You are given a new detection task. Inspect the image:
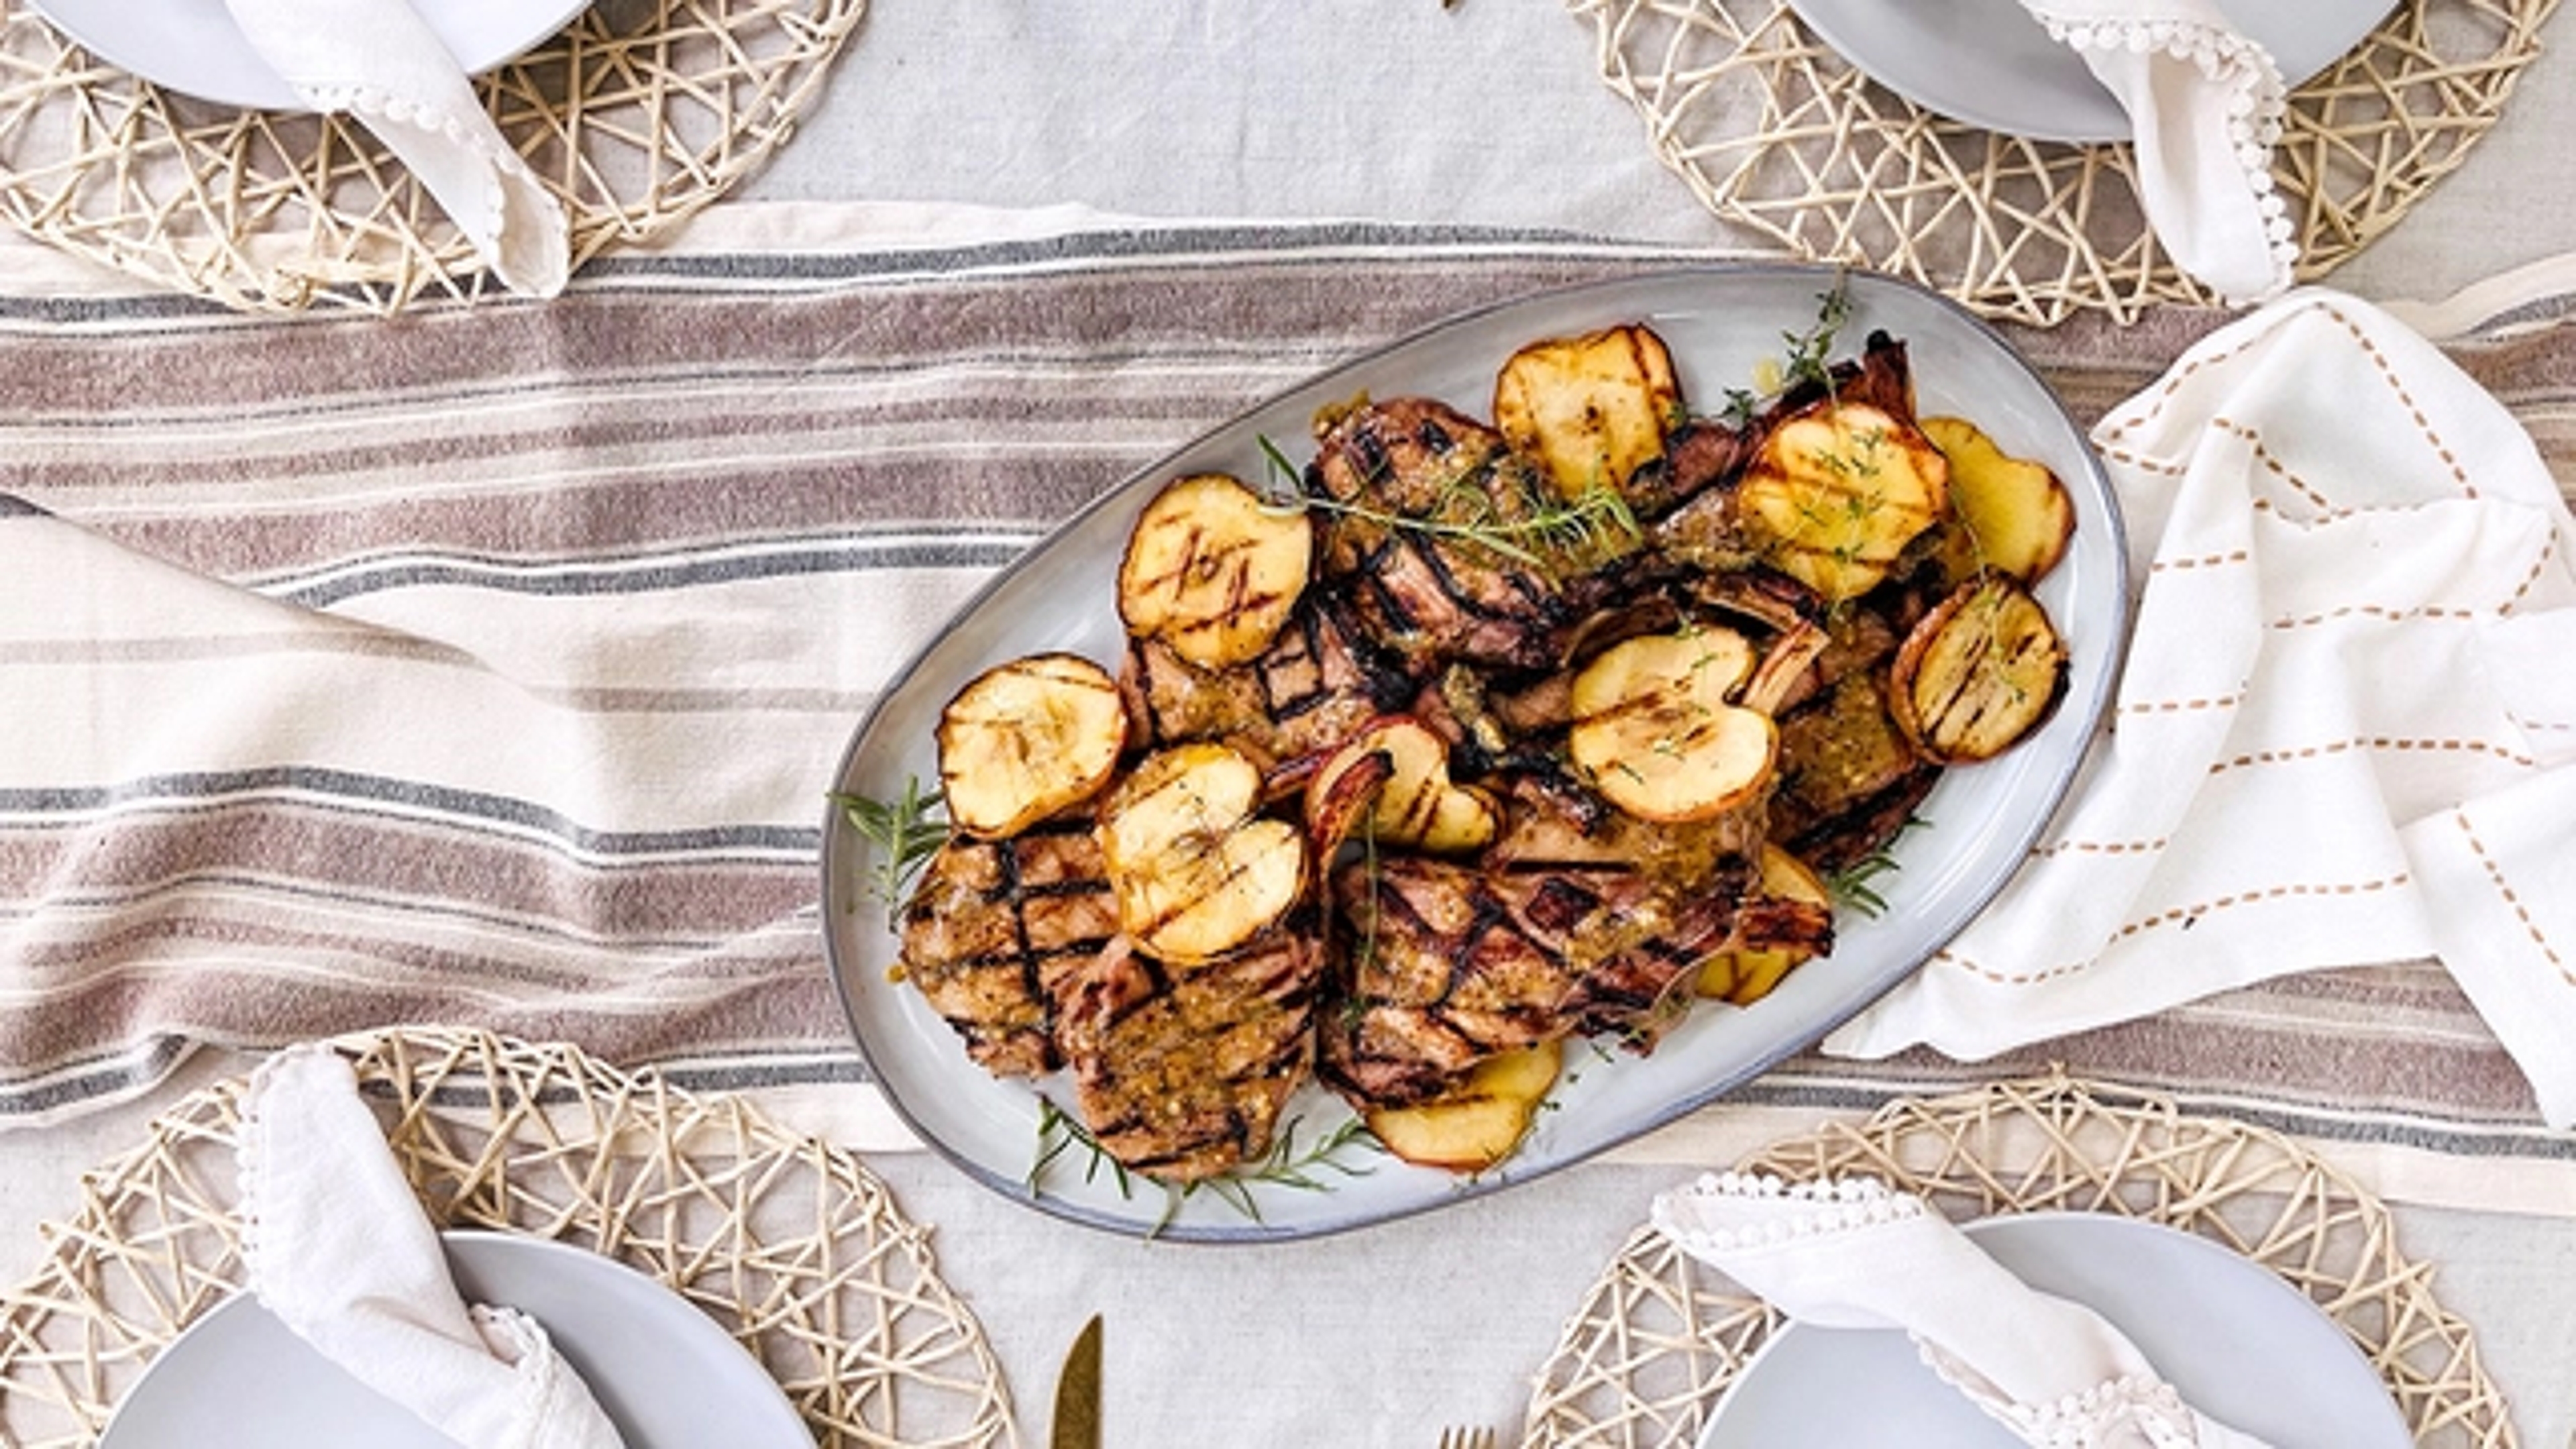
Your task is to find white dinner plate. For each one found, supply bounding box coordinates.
[821,264,2131,1242]
[1785,0,2397,143]
[24,0,592,112]
[98,1231,811,1448]
[1699,1213,2412,1448]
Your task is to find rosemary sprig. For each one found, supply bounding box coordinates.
[1028,1096,1384,1236]
[1029,1094,1136,1201]
[1256,433,1638,576]
[1826,815,1923,919]
[1170,1115,1385,1226]
[831,777,950,928]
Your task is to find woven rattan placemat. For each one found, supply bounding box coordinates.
[1521,1073,2513,1447]
[1572,0,2559,327]
[0,1026,1014,1448]
[0,0,865,313]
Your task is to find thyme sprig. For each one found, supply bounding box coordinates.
[1029,1096,1384,1236]
[1255,434,1638,576]
[832,777,950,928]
[1781,272,1855,393]
[1719,270,1857,428]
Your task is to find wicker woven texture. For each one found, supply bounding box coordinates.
[1572,0,2559,327]
[1522,1073,2513,1448]
[0,0,865,314]
[0,1028,1014,1448]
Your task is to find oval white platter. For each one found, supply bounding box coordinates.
[1700,1212,2412,1447]
[1785,0,2398,143]
[821,264,2131,1242]
[25,0,591,112]
[99,1231,811,1448]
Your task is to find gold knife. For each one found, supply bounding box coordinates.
[1048,1313,1104,1449]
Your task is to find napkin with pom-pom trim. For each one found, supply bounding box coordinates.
[1653,1173,2273,1448]
[2017,0,2296,303]
[222,0,570,297]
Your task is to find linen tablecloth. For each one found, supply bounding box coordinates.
[1,218,2569,1197]
[1,7,2573,1446]
[3,213,2573,1444]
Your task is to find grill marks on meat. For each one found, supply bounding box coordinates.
[1484,771,1768,894]
[1121,596,1415,775]
[1320,855,1740,1106]
[894,349,1939,1184]
[1308,398,1574,673]
[1058,928,1324,1181]
[898,818,1117,1077]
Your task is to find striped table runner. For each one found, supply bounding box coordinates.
[3,223,2571,1197]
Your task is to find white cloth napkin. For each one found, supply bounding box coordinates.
[237,1045,625,1449]
[2017,0,2294,302]
[1827,288,2576,1130]
[222,0,570,297]
[1654,1173,2270,1448]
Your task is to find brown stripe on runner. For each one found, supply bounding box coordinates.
[0,811,812,945]
[1768,964,2546,1124]
[0,254,1650,421]
[0,254,1684,578]
[0,952,847,1079]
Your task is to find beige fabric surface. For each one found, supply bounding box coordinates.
[2,222,2571,1213]
[1,189,2572,1443]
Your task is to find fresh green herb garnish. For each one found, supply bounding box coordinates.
[1827,816,1923,919]
[1169,1116,1384,1226]
[1256,433,1639,576]
[832,777,950,928]
[1719,271,1857,430]
[1780,272,1855,393]
[1030,1094,1136,1201]
[1030,1096,1384,1236]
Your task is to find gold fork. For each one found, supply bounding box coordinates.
[1436,1429,1497,1449]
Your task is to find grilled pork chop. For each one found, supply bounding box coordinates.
[1120,594,1414,777]
[1483,770,1769,894]
[897,816,1116,1077]
[1320,856,1711,1106]
[1056,926,1324,1181]
[1306,398,1579,674]
[1320,847,1833,1107]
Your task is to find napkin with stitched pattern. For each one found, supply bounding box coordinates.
[1826,288,2576,1131]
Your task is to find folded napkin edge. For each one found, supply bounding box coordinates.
[2020,1,2297,303]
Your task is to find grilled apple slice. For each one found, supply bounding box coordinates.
[1116,472,1315,669]
[1365,1040,1562,1173]
[1921,415,2076,584]
[1888,576,2068,763]
[1696,843,1831,1006]
[1739,401,1949,602]
[1568,629,1778,824]
[1099,743,1306,965]
[1493,323,1683,500]
[1304,717,1499,856]
[936,653,1128,839]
